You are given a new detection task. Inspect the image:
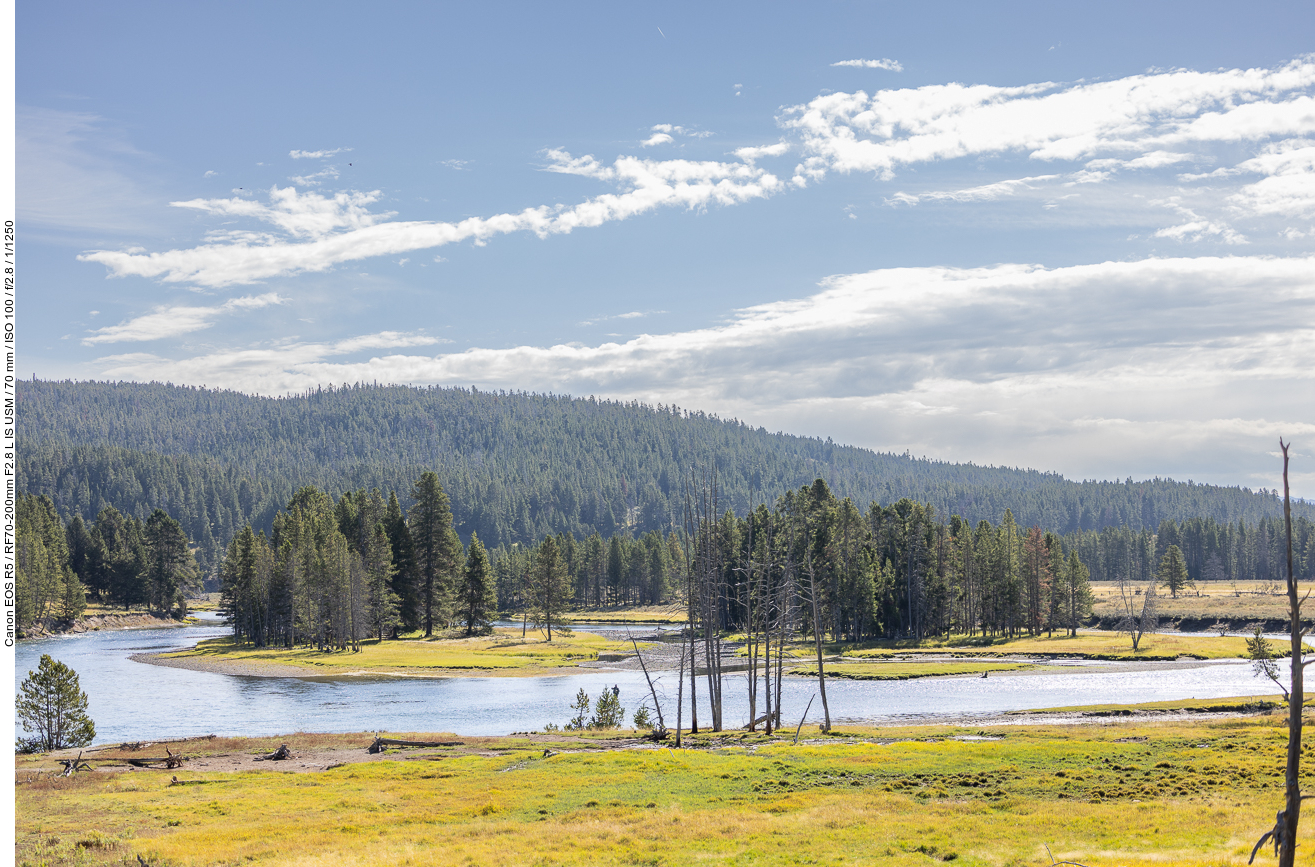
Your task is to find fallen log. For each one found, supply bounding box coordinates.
[742,711,781,731]
[58,751,93,776]
[123,748,185,769]
[367,737,464,754]
[253,744,292,761]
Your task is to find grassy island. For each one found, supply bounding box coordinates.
[158,628,641,677]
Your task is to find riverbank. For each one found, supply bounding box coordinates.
[17,709,1300,866]
[21,610,190,639]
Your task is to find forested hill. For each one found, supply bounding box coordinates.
[18,379,1308,568]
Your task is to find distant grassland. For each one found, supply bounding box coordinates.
[165,628,638,675]
[17,714,1309,867]
[843,630,1251,661]
[1091,579,1296,623]
[788,660,1044,680]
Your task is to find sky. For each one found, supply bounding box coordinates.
[15,0,1315,496]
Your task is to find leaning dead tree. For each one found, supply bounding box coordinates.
[1250,439,1304,866]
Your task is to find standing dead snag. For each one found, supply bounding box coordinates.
[1251,439,1305,866]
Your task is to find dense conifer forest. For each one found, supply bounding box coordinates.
[18,379,1309,575]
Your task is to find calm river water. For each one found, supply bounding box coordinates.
[15,618,1285,744]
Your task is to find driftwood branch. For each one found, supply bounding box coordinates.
[253,744,293,761]
[794,694,816,746]
[742,711,781,731]
[367,737,463,754]
[58,751,92,776]
[123,748,185,769]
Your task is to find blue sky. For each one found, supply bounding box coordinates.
[17,1,1315,494]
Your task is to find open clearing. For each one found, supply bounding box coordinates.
[17,702,1310,866]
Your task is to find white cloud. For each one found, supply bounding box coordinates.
[203,170,217,178]
[734,142,790,164]
[81,292,284,345]
[289,166,341,187]
[290,148,351,159]
[90,255,1315,490]
[887,174,1059,206]
[1226,142,1315,219]
[578,310,663,326]
[440,159,470,170]
[831,59,903,72]
[81,152,782,287]
[644,124,712,146]
[782,59,1315,185]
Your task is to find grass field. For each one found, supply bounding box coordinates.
[17,711,1313,866]
[787,660,1044,680]
[555,605,687,624]
[1090,579,1295,623]
[840,630,1253,660]
[165,628,640,676]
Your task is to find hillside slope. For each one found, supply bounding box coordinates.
[17,379,1306,566]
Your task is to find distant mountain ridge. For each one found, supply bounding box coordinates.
[17,379,1308,568]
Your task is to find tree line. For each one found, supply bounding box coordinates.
[21,379,1311,579]
[1064,514,1315,588]
[15,493,197,632]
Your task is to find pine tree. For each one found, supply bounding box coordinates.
[409,471,462,636]
[1157,544,1192,598]
[531,535,573,640]
[144,508,197,616]
[17,654,95,752]
[385,491,418,634]
[458,532,497,636]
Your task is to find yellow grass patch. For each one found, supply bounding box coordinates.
[790,660,1042,680]
[165,628,638,676]
[844,630,1250,660]
[17,717,1309,866]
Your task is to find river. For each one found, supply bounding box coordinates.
[15,619,1287,744]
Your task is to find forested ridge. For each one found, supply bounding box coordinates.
[18,379,1310,572]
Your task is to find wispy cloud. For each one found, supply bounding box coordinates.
[81,151,782,287]
[886,175,1060,206]
[643,124,713,146]
[831,58,903,72]
[81,292,284,345]
[290,148,351,159]
[578,310,663,326]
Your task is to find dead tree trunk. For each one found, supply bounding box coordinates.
[806,555,832,732]
[1251,439,1304,866]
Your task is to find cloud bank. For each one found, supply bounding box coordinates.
[92,255,1315,489]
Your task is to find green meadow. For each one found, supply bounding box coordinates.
[17,708,1313,866]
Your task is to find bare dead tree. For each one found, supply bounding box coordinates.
[1116,571,1158,652]
[804,550,832,732]
[1250,439,1305,866]
[630,633,668,738]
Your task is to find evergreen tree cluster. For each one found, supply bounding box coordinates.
[671,480,1095,644]
[20,379,1311,581]
[219,474,498,648]
[1061,514,1315,588]
[14,493,197,632]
